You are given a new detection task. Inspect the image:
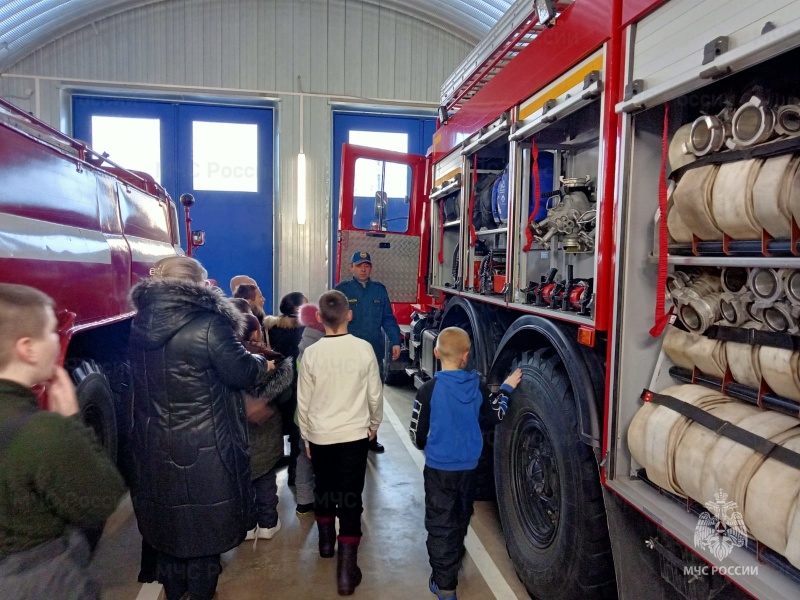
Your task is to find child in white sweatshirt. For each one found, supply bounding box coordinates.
[296,290,382,596]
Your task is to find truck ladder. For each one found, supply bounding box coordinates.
[441,0,575,110]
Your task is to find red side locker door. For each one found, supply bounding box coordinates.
[337,143,429,325]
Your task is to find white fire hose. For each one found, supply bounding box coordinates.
[672,165,722,240]
[711,159,764,240]
[752,154,797,239]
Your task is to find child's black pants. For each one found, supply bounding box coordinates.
[309,437,369,537]
[424,465,476,591]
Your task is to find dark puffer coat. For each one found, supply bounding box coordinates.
[129,278,270,558]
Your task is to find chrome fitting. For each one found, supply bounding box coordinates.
[719,291,754,327]
[748,267,784,305]
[680,292,722,334]
[775,105,800,136]
[721,267,749,294]
[731,96,775,147]
[762,301,800,334]
[782,269,800,306]
[685,115,726,156]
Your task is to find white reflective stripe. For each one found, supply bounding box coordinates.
[0,213,111,263]
[134,582,162,600]
[126,234,178,264]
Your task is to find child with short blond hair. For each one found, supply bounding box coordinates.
[410,327,521,600]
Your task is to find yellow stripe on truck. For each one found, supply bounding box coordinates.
[435,168,462,187]
[518,54,604,122]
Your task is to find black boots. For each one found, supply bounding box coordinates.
[336,536,362,596]
[316,517,336,558]
[316,521,362,595]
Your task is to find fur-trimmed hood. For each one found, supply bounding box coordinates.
[130,278,246,350]
[264,314,301,330]
[248,357,294,400]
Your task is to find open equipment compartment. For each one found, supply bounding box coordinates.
[610,2,800,598]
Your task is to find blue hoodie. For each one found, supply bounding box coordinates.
[425,369,484,471]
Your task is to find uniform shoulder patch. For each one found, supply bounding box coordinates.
[349,298,358,303]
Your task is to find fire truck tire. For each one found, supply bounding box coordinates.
[70,360,118,463]
[496,348,616,600]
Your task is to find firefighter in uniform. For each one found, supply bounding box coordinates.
[335,251,401,454]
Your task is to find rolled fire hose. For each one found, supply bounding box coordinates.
[673,400,761,500]
[784,269,800,306]
[785,444,800,568]
[711,159,765,240]
[672,165,723,240]
[686,335,727,378]
[684,115,727,157]
[748,267,785,305]
[737,427,800,560]
[759,346,800,401]
[752,154,794,238]
[628,384,729,495]
[731,96,776,147]
[775,104,800,136]
[725,320,763,388]
[763,301,800,334]
[702,409,800,512]
[719,291,754,326]
[668,123,696,171]
[666,197,693,243]
[721,266,749,294]
[788,155,800,228]
[662,325,696,371]
[745,433,800,562]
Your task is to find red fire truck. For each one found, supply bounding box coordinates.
[0,97,184,462]
[339,1,800,598]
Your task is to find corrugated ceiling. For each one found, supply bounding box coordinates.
[0,0,513,72]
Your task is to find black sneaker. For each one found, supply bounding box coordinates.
[295,503,314,516]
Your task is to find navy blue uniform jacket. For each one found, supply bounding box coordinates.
[335,277,402,362]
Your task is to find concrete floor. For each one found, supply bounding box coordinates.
[91,384,530,599]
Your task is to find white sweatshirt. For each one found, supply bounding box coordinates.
[297,333,383,445]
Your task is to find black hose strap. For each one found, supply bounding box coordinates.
[641,389,800,470]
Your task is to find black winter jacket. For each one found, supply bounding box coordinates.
[129,278,269,558]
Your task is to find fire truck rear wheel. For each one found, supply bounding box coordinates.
[496,348,616,600]
[70,359,118,463]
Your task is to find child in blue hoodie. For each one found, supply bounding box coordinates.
[409,327,521,600]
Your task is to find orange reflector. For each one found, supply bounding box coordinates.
[577,326,595,347]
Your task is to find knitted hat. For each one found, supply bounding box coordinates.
[299,303,325,332]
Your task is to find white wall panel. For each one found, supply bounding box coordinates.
[0,0,471,304]
[377,10,397,99]
[631,0,800,99]
[361,3,380,100]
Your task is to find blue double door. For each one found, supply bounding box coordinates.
[73,97,274,311]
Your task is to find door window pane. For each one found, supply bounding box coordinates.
[91,116,161,183]
[349,130,408,154]
[193,121,258,192]
[352,158,410,233]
